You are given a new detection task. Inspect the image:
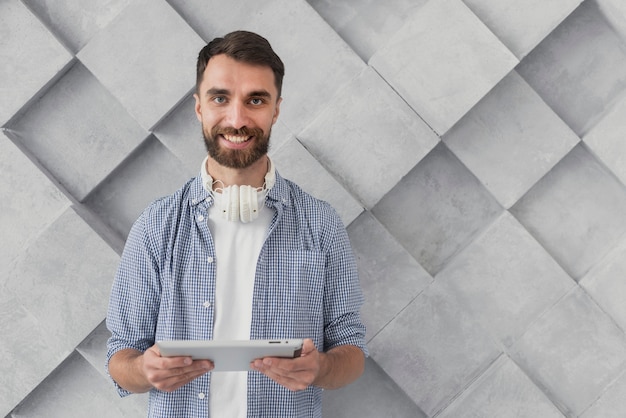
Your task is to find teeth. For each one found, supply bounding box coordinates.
[224,135,249,144]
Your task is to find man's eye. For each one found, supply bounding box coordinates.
[212,96,226,104]
[250,98,263,105]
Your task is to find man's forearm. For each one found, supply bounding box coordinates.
[109,348,153,393]
[313,345,365,390]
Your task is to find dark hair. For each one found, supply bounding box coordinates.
[196,31,285,97]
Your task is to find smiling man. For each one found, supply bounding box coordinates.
[105,31,367,418]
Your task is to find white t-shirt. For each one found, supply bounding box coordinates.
[207,188,273,418]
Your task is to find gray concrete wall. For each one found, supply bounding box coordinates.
[3,0,626,416]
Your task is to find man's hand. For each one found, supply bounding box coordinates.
[109,346,214,393]
[250,339,364,391]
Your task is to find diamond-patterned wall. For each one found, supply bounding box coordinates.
[3,0,626,416]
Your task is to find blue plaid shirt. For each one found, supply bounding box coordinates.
[106,170,367,417]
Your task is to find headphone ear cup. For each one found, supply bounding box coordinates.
[239,185,259,223]
[222,185,240,221]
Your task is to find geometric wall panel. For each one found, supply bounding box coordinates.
[436,355,565,418]
[583,94,626,187]
[368,281,501,416]
[0,0,72,125]
[511,144,626,280]
[77,0,205,131]
[83,136,191,241]
[347,211,433,341]
[373,143,503,276]
[299,67,439,209]
[462,0,583,59]
[22,0,133,53]
[435,212,575,347]
[510,288,626,416]
[5,0,626,416]
[7,62,148,201]
[304,0,429,61]
[517,0,626,136]
[271,138,364,225]
[444,71,580,208]
[370,0,518,135]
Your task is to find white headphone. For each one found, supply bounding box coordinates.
[201,157,275,223]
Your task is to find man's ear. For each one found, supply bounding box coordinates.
[272,97,282,125]
[193,93,203,122]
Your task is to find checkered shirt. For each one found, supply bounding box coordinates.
[106,170,367,418]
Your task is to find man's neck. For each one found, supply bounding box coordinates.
[205,155,269,188]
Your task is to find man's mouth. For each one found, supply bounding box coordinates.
[223,134,252,144]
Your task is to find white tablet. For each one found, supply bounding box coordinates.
[157,339,304,372]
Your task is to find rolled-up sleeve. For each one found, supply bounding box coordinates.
[106,209,162,396]
[322,209,368,356]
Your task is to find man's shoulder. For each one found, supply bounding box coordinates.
[139,176,200,225]
[273,173,343,230]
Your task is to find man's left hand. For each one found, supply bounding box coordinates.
[251,338,321,391]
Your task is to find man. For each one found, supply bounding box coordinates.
[106,31,367,417]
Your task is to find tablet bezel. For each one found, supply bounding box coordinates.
[156,339,304,372]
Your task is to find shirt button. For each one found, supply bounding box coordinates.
[207,256,214,263]
[197,215,205,222]
[198,392,206,400]
[203,301,212,308]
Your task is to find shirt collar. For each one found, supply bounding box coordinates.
[188,157,292,209]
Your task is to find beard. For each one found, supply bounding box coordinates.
[202,124,270,169]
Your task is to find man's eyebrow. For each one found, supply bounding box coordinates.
[249,90,272,98]
[206,88,230,96]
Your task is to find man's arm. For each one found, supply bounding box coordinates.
[251,338,365,391]
[109,346,214,393]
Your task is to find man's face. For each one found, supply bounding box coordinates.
[194,54,281,169]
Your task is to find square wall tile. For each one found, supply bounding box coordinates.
[299,67,439,209]
[372,143,503,276]
[76,321,110,379]
[581,237,626,332]
[368,281,501,416]
[596,0,626,39]
[444,71,579,208]
[0,134,69,275]
[77,0,205,130]
[510,288,626,415]
[584,94,626,187]
[581,369,626,418]
[0,0,72,125]
[23,0,132,53]
[153,94,207,178]
[6,208,119,352]
[272,138,363,226]
[436,212,574,347]
[511,144,626,280]
[305,0,428,61]
[517,0,626,136]
[10,352,146,418]
[167,0,366,134]
[369,0,518,135]
[462,0,583,59]
[0,296,65,416]
[8,62,148,201]
[348,212,432,341]
[323,357,426,418]
[84,136,191,240]
[437,355,565,418]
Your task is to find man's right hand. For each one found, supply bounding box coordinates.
[109,346,214,393]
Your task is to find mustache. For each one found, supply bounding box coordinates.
[211,126,265,138]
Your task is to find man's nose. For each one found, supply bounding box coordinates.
[225,102,250,129]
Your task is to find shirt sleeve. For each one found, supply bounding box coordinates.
[322,209,368,357]
[105,208,162,397]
